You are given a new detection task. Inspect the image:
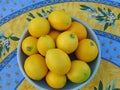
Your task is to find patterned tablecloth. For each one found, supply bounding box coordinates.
[0,0,120,90]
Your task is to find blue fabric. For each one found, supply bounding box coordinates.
[0,50,24,90]
[95,30,120,67]
[0,0,44,21]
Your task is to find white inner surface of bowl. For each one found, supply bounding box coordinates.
[17,16,101,90]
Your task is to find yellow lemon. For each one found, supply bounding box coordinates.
[48,10,72,31]
[28,17,50,38]
[75,39,98,62]
[48,30,61,41]
[22,36,38,56]
[46,71,66,89]
[56,31,78,54]
[45,49,71,75]
[37,35,55,56]
[67,60,91,83]
[67,21,87,41]
[24,54,48,80]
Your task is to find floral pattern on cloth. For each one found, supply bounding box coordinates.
[0,30,19,58]
[80,5,120,30]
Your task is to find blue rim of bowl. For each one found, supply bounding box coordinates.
[17,16,101,90]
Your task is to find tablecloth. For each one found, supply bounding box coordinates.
[0,0,120,90]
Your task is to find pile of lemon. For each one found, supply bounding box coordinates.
[22,10,98,89]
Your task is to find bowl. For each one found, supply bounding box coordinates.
[17,16,101,90]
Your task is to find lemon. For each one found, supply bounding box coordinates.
[24,54,48,80]
[75,39,98,62]
[46,71,66,89]
[67,21,87,41]
[48,30,61,41]
[28,17,50,38]
[37,35,55,56]
[67,60,91,83]
[48,10,72,31]
[22,36,38,56]
[45,48,71,75]
[56,31,78,54]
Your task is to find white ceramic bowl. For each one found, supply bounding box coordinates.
[17,16,101,90]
